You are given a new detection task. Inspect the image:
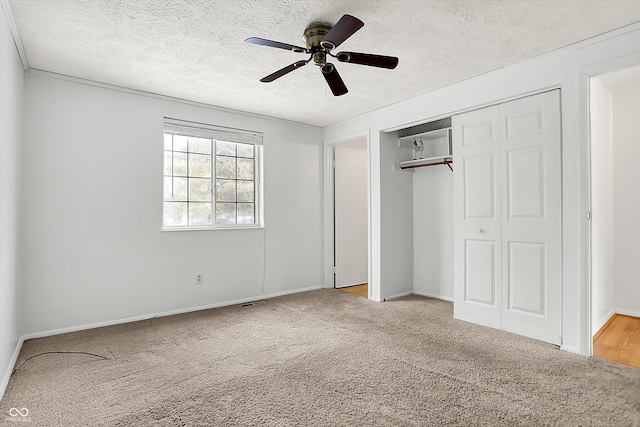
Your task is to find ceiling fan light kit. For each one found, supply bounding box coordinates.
[246,14,399,96]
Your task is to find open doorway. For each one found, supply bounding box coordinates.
[332,138,369,297]
[589,64,640,368]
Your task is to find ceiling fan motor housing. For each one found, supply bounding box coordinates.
[304,23,332,50]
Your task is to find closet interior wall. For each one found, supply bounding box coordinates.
[384,122,454,301]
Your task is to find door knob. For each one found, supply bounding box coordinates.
[477,228,484,233]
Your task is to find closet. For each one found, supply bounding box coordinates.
[394,118,454,301]
[452,90,562,345]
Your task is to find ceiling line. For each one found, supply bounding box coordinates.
[1,0,28,72]
[27,68,321,129]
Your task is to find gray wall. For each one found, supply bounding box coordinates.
[0,7,24,397]
[20,72,324,336]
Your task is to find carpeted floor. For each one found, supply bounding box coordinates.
[1,289,640,426]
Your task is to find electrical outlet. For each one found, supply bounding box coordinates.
[196,274,203,285]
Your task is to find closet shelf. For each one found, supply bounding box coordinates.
[397,127,451,147]
[400,155,453,170]
[398,126,453,171]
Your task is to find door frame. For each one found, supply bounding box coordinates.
[324,131,372,298]
[582,53,640,356]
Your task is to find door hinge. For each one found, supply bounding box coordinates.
[332,159,336,168]
[332,265,336,274]
[586,211,592,220]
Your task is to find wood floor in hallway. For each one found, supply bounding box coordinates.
[593,314,640,369]
[337,284,368,298]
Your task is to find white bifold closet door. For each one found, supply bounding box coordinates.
[453,90,562,345]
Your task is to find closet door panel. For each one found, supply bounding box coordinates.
[506,148,545,219]
[465,240,497,305]
[500,90,562,345]
[453,105,502,329]
[464,154,496,219]
[462,120,496,146]
[507,241,546,315]
[453,90,562,345]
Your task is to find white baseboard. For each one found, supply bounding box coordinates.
[0,336,25,403]
[22,286,323,341]
[591,308,640,339]
[614,308,640,319]
[592,309,617,337]
[560,344,580,354]
[263,286,323,299]
[413,291,454,303]
[383,291,413,302]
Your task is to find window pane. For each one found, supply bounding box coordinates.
[189,178,211,202]
[216,203,236,225]
[189,203,212,226]
[188,137,211,154]
[216,156,236,179]
[173,152,187,176]
[237,180,254,202]
[216,141,236,156]
[237,143,254,158]
[216,179,236,202]
[237,203,255,224]
[237,158,254,180]
[189,153,211,178]
[164,177,187,201]
[173,135,188,152]
[164,202,187,226]
[163,125,261,229]
[164,151,172,175]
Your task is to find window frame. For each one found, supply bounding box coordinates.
[161,119,264,231]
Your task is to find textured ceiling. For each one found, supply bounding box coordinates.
[8,0,640,127]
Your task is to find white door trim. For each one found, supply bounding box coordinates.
[575,52,640,356]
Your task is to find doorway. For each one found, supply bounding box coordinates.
[589,64,640,367]
[332,138,369,296]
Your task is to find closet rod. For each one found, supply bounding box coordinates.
[400,159,453,171]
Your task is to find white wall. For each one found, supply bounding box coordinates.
[324,23,640,354]
[334,141,368,288]
[413,166,454,301]
[589,77,615,334]
[612,81,640,315]
[20,72,324,336]
[378,131,413,299]
[0,4,24,398]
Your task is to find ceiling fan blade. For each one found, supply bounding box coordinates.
[321,63,348,96]
[260,60,308,83]
[246,37,307,53]
[320,14,364,50]
[336,51,399,69]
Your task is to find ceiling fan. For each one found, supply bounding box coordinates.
[246,14,399,96]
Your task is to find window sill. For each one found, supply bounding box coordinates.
[161,225,265,232]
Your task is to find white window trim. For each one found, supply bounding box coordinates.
[161,118,264,231]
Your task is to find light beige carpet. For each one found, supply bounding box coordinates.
[1,290,639,426]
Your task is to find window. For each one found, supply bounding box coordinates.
[162,118,263,229]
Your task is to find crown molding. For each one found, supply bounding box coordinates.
[1,0,29,72]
